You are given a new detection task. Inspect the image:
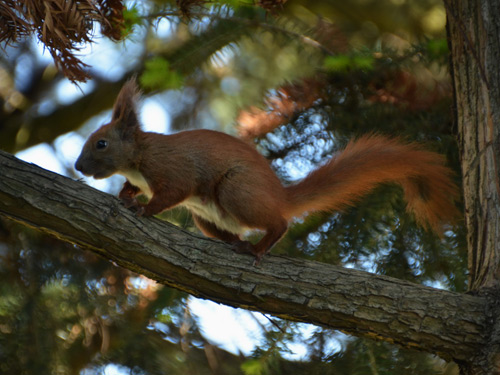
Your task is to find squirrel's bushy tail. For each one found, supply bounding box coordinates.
[284,135,459,232]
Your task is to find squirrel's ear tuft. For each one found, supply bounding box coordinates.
[111,77,142,136]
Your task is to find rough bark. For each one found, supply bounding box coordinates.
[0,150,489,363]
[446,0,500,372]
[446,0,500,291]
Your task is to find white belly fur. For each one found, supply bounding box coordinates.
[182,196,246,235]
[119,170,244,234]
[120,170,153,198]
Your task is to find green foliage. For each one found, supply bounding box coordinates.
[0,220,251,375]
[323,53,375,72]
[122,4,143,37]
[140,57,184,89]
[241,359,266,375]
[329,338,455,375]
[220,0,254,7]
[424,38,449,63]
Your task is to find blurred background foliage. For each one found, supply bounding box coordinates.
[0,0,464,374]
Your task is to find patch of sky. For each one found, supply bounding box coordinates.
[147,320,170,338]
[16,144,66,176]
[189,297,265,355]
[188,297,343,361]
[220,76,240,95]
[54,132,86,166]
[284,157,314,181]
[141,97,170,134]
[307,231,323,247]
[210,44,237,69]
[423,280,448,290]
[91,363,141,375]
[55,80,96,106]
[190,15,213,35]
[13,53,36,92]
[343,250,390,274]
[153,16,175,38]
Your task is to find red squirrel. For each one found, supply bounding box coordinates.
[75,78,459,263]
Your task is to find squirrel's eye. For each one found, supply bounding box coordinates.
[96,140,108,150]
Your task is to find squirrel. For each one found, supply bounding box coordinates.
[75,78,459,263]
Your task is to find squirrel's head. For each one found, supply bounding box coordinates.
[75,78,141,179]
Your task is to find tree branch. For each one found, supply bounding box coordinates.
[0,150,488,362]
[1,79,126,154]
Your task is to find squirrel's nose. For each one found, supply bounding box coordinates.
[75,158,83,172]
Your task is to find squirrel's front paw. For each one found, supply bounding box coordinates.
[120,198,146,216]
[232,241,265,265]
[233,240,254,255]
[135,205,145,216]
[121,197,138,209]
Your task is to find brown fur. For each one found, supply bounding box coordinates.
[285,135,459,233]
[75,78,459,263]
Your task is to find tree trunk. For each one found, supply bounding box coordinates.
[446,0,500,372]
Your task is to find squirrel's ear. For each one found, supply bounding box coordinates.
[111,77,141,137]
